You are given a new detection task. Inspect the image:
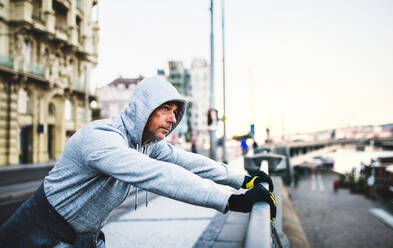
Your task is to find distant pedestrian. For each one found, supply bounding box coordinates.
[333,179,339,193]
[294,170,300,187]
[252,140,258,150]
[0,77,276,247]
[241,138,249,155]
[191,134,198,153]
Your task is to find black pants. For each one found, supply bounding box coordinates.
[0,184,105,248]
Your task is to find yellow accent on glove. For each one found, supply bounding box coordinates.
[270,192,277,221]
[246,176,258,189]
[270,192,276,207]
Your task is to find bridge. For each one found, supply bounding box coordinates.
[285,137,393,157]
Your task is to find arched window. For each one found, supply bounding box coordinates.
[23,39,32,64]
[48,103,56,116]
[18,88,30,114]
[42,48,48,66]
[68,58,74,78]
[92,4,99,22]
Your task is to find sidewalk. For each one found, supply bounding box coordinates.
[103,156,249,248]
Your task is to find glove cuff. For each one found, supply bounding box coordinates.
[241,175,252,189]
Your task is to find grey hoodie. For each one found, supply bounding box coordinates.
[44,76,244,233]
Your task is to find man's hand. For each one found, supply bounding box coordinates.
[228,184,277,220]
[242,171,274,192]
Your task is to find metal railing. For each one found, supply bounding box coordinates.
[73,80,84,91]
[0,55,14,69]
[26,63,45,77]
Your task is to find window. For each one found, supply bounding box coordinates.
[42,48,48,66]
[92,3,99,22]
[18,88,30,114]
[48,103,55,116]
[65,99,73,120]
[68,59,74,78]
[53,0,68,33]
[76,16,82,44]
[32,0,43,21]
[23,40,31,64]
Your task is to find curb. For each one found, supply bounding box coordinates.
[281,184,311,248]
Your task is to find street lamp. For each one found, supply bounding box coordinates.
[209,0,217,160]
[221,0,228,163]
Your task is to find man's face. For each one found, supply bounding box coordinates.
[142,102,178,143]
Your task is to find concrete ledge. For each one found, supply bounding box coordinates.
[281,183,311,248]
[0,180,42,202]
[245,199,271,248]
[0,162,54,186]
[0,188,35,202]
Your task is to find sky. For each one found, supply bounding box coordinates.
[91,0,393,142]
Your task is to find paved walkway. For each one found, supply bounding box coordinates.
[103,195,218,248]
[103,156,249,248]
[287,170,393,248]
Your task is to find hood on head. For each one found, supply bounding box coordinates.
[120,76,186,146]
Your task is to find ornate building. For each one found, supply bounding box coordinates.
[0,0,99,165]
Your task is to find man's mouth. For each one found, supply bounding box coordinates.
[161,127,171,132]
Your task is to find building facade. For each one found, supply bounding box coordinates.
[166,61,192,140]
[0,0,99,165]
[97,76,143,119]
[189,58,210,149]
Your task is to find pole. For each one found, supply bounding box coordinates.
[209,0,216,160]
[84,65,89,123]
[221,0,227,163]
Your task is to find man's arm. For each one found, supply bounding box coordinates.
[150,141,244,189]
[81,128,232,213]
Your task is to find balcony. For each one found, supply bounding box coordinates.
[17,61,46,78]
[0,55,14,69]
[26,63,45,77]
[73,80,96,96]
[0,55,46,78]
[55,26,68,40]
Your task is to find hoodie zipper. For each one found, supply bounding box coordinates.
[134,144,149,210]
[134,144,140,210]
[143,145,149,207]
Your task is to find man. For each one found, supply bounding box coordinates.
[0,77,276,247]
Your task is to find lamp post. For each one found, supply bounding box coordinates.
[221,0,227,163]
[209,0,217,160]
[84,65,89,124]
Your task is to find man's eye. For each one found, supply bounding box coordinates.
[162,106,169,111]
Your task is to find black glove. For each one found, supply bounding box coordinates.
[228,183,277,220]
[242,171,274,192]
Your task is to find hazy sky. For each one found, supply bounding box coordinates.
[91,0,393,141]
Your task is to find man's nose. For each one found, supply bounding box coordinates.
[167,111,176,124]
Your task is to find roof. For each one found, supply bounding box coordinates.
[108,76,144,88]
